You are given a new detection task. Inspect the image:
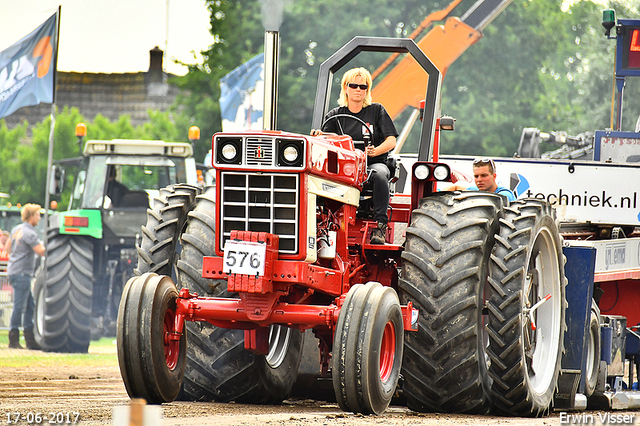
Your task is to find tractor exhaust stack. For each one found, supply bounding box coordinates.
[263,31,279,131]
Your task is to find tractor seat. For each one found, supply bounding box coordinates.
[119,191,150,208]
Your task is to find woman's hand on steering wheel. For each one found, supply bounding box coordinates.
[320,114,373,138]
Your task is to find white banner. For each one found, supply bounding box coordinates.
[397,155,640,227]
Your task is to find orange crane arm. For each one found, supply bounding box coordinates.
[372,18,482,119]
[370,0,466,81]
[372,0,514,119]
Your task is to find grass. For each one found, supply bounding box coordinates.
[0,329,118,368]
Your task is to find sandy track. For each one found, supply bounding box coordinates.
[2,348,638,426]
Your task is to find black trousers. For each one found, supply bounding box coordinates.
[368,162,390,224]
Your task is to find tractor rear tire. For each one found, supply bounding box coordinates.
[332,283,404,415]
[34,230,94,353]
[486,199,567,416]
[117,272,186,403]
[176,187,303,403]
[398,191,504,413]
[135,184,201,277]
[584,302,601,397]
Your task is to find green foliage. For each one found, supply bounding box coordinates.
[439,0,609,156]
[171,0,266,160]
[173,0,439,137]
[3,0,640,208]
[0,107,85,206]
[0,121,27,201]
[275,0,454,134]
[0,107,197,209]
[173,0,640,159]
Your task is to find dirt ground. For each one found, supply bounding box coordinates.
[1,347,639,426]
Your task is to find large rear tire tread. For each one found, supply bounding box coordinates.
[135,184,201,277]
[35,231,94,353]
[398,192,503,413]
[486,198,567,417]
[117,272,186,403]
[175,187,303,403]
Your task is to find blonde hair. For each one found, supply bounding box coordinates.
[21,204,42,222]
[338,67,373,107]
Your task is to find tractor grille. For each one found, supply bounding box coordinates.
[245,137,274,166]
[220,172,299,254]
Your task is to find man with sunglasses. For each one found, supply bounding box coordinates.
[445,158,515,201]
[311,67,398,244]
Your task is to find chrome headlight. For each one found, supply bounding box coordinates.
[283,145,299,162]
[414,164,430,180]
[216,137,242,165]
[221,143,237,160]
[277,139,304,167]
[433,165,449,181]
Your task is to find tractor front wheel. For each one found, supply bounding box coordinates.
[117,272,186,403]
[332,282,404,415]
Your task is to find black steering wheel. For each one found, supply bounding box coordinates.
[321,114,374,151]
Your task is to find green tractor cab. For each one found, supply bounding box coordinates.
[35,137,199,353]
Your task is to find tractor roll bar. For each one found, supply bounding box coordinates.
[311,37,442,162]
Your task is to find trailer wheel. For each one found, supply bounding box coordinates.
[135,184,201,277]
[584,302,601,397]
[398,191,503,413]
[333,283,404,415]
[486,199,567,416]
[117,272,186,403]
[176,187,303,403]
[34,231,94,353]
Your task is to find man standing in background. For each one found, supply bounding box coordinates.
[5,204,45,349]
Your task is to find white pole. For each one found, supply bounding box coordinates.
[43,105,55,251]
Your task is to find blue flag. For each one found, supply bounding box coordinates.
[0,12,59,120]
[219,53,264,131]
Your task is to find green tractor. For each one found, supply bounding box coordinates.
[35,135,202,352]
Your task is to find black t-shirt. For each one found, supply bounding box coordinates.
[322,103,398,165]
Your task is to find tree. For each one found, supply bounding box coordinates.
[174,0,635,158]
[173,0,441,144]
[171,0,265,161]
[3,0,638,208]
[0,107,84,206]
[0,107,198,208]
[0,121,28,200]
[436,0,620,156]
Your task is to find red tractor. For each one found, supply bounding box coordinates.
[117,35,566,416]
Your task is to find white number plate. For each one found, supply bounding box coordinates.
[223,241,267,276]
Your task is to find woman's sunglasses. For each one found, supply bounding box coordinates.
[347,83,368,90]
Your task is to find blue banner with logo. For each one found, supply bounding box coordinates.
[0,12,59,120]
[219,53,264,131]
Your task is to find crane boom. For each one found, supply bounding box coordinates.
[372,0,514,119]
